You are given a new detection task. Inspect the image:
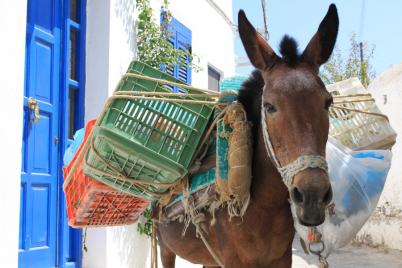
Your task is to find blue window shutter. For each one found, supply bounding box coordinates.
[161,14,192,92]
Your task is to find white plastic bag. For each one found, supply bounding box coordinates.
[292,138,392,257]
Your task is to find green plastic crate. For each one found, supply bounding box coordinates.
[84,61,214,200]
[85,127,185,200]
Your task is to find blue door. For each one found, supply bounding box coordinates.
[19,0,84,267]
[19,1,61,266]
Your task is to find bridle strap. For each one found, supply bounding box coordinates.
[278,155,328,188]
[261,103,328,188]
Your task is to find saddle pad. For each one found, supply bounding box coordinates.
[166,168,216,208]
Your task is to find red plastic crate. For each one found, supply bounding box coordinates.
[63,120,149,228]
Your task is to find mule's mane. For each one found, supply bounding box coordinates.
[279,35,300,66]
[237,70,264,139]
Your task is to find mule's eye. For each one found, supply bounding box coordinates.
[264,102,277,113]
[324,98,333,110]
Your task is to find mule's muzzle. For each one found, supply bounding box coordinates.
[290,169,332,226]
[292,199,327,226]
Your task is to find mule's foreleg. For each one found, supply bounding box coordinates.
[159,236,176,268]
[267,235,293,268]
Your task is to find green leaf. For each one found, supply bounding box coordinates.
[135,0,201,74]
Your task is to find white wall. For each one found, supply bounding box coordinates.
[0,0,27,267]
[151,0,236,88]
[85,0,111,122]
[84,0,235,267]
[84,1,152,267]
[83,1,110,266]
[356,62,402,250]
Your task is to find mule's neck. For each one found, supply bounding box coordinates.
[251,124,289,208]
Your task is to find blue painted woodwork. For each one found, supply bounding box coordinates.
[20,0,85,267]
[161,14,192,90]
[19,1,61,266]
[58,1,86,267]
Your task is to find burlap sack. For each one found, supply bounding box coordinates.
[216,103,252,207]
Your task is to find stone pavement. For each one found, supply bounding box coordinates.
[174,236,402,268]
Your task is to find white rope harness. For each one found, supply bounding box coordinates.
[261,103,328,188]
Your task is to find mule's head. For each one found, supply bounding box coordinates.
[238,5,339,226]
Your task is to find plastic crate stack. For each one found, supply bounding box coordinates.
[327,78,396,150]
[63,61,215,227]
[83,61,214,201]
[63,120,149,228]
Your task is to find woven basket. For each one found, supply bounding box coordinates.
[327,78,396,150]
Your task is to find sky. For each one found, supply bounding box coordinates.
[232,0,402,77]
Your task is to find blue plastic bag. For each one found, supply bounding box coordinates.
[292,138,392,257]
[63,128,85,166]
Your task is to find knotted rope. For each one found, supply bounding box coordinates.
[181,180,225,268]
[260,103,328,188]
[278,155,328,188]
[150,224,158,268]
[63,74,237,194]
[63,73,234,268]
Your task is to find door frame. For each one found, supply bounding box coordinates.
[57,0,86,267]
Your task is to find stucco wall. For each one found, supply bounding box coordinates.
[84,0,147,267]
[0,0,27,267]
[355,62,402,250]
[150,0,236,88]
[83,0,235,267]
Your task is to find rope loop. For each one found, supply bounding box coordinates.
[278,155,328,188]
[261,103,329,188]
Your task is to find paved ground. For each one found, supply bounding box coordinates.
[174,236,402,268]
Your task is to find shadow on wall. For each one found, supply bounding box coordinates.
[85,0,111,120]
[111,223,151,267]
[114,0,137,56]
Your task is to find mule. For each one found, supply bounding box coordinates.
[157,4,339,268]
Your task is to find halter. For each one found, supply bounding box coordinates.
[260,102,328,188]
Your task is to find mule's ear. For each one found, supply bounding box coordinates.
[238,10,278,70]
[301,4,339,70]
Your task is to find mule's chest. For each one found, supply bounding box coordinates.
[218,205,295,267]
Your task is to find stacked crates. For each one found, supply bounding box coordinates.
[327,78,396,150]
[63,120,149,227]
[83,61,215,200]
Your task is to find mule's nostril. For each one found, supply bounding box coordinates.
[323,187,333,205]
[291,187,303,204]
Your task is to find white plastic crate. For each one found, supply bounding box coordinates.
[327,78,397,150]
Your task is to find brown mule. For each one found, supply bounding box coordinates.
[157,4,339,268]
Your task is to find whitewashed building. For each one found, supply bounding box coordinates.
[0,0,235,267]
[324,74,402,252]
[357,62,402,251]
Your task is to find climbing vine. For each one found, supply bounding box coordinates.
[137,208,153,236]
[135,0,201,72]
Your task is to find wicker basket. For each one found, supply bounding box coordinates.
[327,78,396,150]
